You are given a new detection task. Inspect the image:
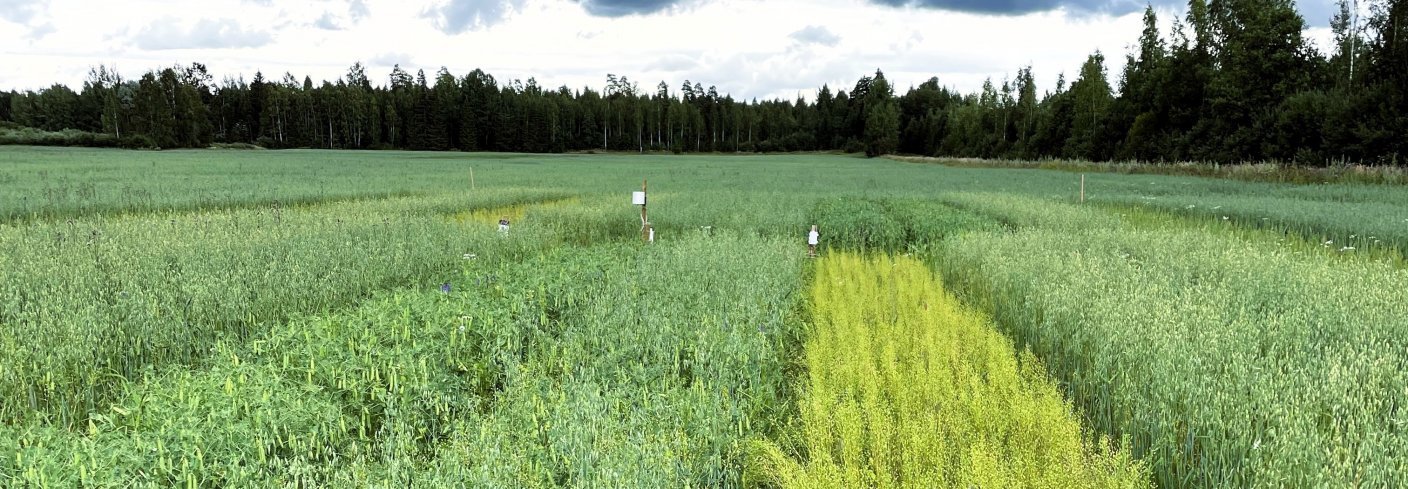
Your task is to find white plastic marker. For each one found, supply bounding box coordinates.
[807,224,819,257]
[633,179,649,242]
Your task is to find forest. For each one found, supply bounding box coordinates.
[1,0,1404,165]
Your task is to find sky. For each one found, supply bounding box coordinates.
[0,0,1346,101]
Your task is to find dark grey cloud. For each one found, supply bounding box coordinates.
[576,0,687,17]
[868,0,1336,26]
[790,25,841,47]
[565,0,1329,26]
[0,0,43,24]
[868,0,1179,17]
[133,18,273,50]
[422,0,525,34]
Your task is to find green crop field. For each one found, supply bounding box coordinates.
[2,146,1406,488]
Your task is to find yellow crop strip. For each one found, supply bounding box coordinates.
[753,253,1148,488]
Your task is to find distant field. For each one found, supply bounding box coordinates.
[2,147,1405,487]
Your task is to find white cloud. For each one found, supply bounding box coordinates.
[790,25,841,47]
[313,12,344,30]
[0,0,1346,101]
[27,22,55,39]
[369,51,413,68]
[349,0,370,19]
[0,0,44,24]
[422,0,526,33]
[133,17,273,50]
[646,54,699,72]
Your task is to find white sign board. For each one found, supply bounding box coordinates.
[632,191,647,206]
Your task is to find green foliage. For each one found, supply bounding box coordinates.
[0,190,569,427]
[1,233,804,487]
[808,197,1000,252]
[1195,0,1318,162]
[0,126,122,148]
[1065,52,1115,161]
[862,72,900,157]
[940,203,1408,487]
[7,5,1408,163]
[0,148,576,221]
[3,150,1408,487]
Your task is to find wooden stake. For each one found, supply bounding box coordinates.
[470,168,476,190]
[1080,174,1085,203]
[641,179,649,242]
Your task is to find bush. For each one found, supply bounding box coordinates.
[118,134,157,149]
[209,142,265,150]
[0,126,120,147]
[842,138,866,154]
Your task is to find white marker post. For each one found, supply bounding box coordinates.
[632,179,649,243]
[808,224,819,258]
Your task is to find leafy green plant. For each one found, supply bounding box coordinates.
[941,222,1408,487]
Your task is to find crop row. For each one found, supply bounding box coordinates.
[939,203,1408,487]
[2,232,803,487]
[0,148,542,221]
[8,147,1408,260]
[0,189,573,427]
[751,253,1146,488]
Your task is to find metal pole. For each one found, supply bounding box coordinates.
[641,179,649,242]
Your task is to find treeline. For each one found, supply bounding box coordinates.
[1,0,1404,165]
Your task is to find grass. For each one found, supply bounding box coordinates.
[750,253,1148,488]
[939,200,1408,487]
[807,197,1003,253]
[4,146,1408,487]
[7,147,1408,257]
[451,197,580,226]
[891,155,1408,186]
[3,232,804,487]
[0,190,571,428]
